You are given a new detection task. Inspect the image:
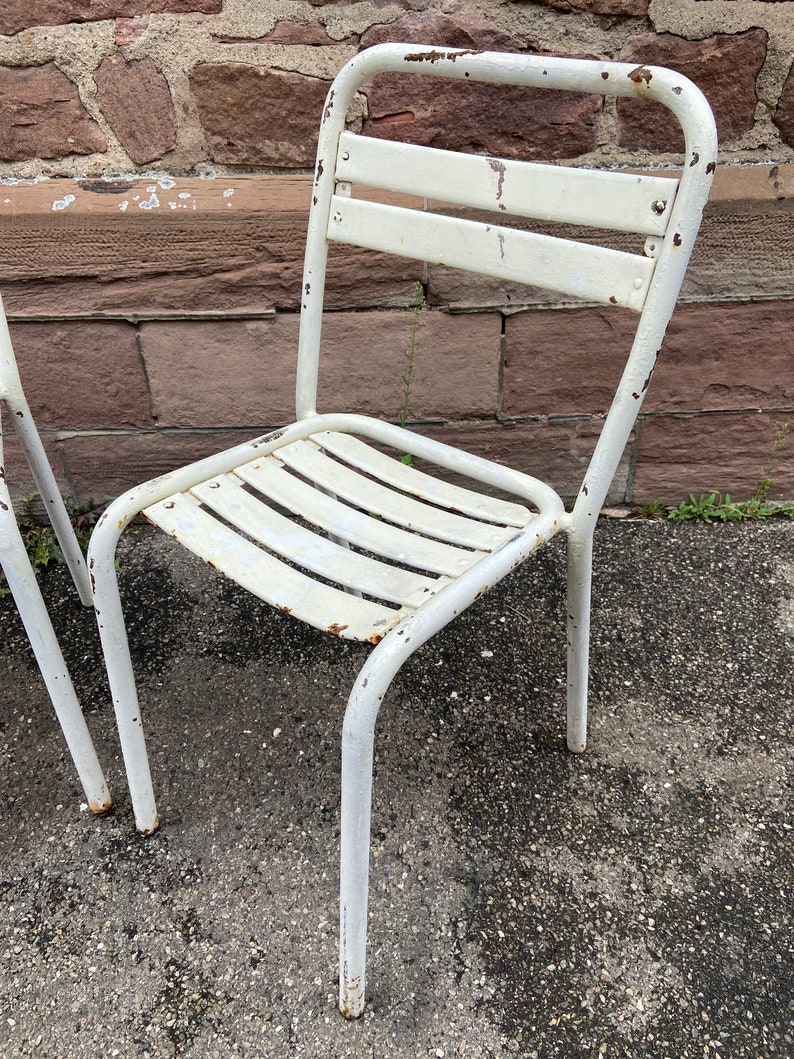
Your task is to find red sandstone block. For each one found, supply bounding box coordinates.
[0,64,106,162]
[0,431,71,499]
[360,13,602,161]
[412,418,633,505]
[8,320,153,429]
[503,301,794,419]
[618,30,767,152]
[774,61,794,148]
[140,310,502,428]
[532,0,649,14]
[632,412,794,504]
[94,56,177,165]
[0,0,221,37]
[190,64,330,168]
[61,430,256,500]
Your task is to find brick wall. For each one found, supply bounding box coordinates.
[0,1,792,505]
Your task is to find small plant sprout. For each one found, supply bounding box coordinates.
[397,280,427,466]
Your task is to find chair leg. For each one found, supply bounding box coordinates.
[566,530,594,754]
[88,531,159,834]
[1,514,111,813]
[11,402,93,607]
[338,638,411,1019]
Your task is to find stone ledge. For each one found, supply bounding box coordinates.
[0,164,790,317]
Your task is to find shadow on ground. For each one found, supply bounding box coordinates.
[0,520,792,1058]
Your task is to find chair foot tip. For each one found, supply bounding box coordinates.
[89,798,114,815]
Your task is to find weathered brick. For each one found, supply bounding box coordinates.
[190,64,330,168]
[141,317,297,428]
[8,320,153,429]
[618,30,768,151]
[632,413,794,504]
[773,61,794,148]
[0,432,70,500]
[0,64,106,162]
[412,418,632,504]
[140,309,502,428]
[504,301,794,419]
[61,430,255,500]
[0,0,221,37]
[360,14,602,160]
[94,56,177,165]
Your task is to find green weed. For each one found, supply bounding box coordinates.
[397,281,427,466]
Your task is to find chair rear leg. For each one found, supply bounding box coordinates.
[1,517,111,812]
[566,530,594,753]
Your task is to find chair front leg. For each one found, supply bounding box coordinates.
[89,530,159,834]
[566,529,594,754]
[338,634,413,1019]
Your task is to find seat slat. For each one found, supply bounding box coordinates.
[336,132,678,236]
[191,474,443,608]
[328,196,654,312]
[144,492,403,643]
[236,457,483,577]
[277,439,518,550]
[312,431,534,528]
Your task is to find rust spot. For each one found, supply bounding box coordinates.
[641,367,654,392]
[327,622,349,635]
[89,572,96,593]
[582,484,589,496]
[690,151,700,168]
[0,466,5,480]
[89,557,95,569]
[672,86,682,95]
[673,232,682,247]
[316,159,324,180]
[706,161,716,175]
[651,199,667,215]
[305,282,310,295]
[487,157,506,201]
[366,632,384,645]
[601,71,609,80]
[164,501,176,509]
[280,605,292,614]
[628,66,653,86]
[609,295,618,305]
[404,48,480,64]
[632,391,640,400]
[14,410,23,417]
[312,195,318,205]
[0,499,7,511]
[324,88,335,122]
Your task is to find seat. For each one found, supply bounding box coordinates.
[87,45,717,1018]
[0,298,111,814]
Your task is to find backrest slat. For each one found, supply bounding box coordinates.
[327,196,655,312]
[335,132,679,237]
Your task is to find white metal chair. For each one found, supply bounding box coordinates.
[88,45,716,1017]
[0,297,111,814]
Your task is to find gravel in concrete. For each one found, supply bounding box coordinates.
[0,520,791,1057]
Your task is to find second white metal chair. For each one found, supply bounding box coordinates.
[0,297,111,815]
[88,45,716,1017]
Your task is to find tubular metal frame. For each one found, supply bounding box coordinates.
[86,45,717,1018]
[0,297,111,814]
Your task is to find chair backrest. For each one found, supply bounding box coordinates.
[296,44,717,516]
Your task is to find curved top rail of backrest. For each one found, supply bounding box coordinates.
[296,45,718,499]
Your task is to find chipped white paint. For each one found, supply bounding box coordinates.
[119,201,129,212]
[138,191,160,210]
[51,194,75,211]
[178,191,191,199]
